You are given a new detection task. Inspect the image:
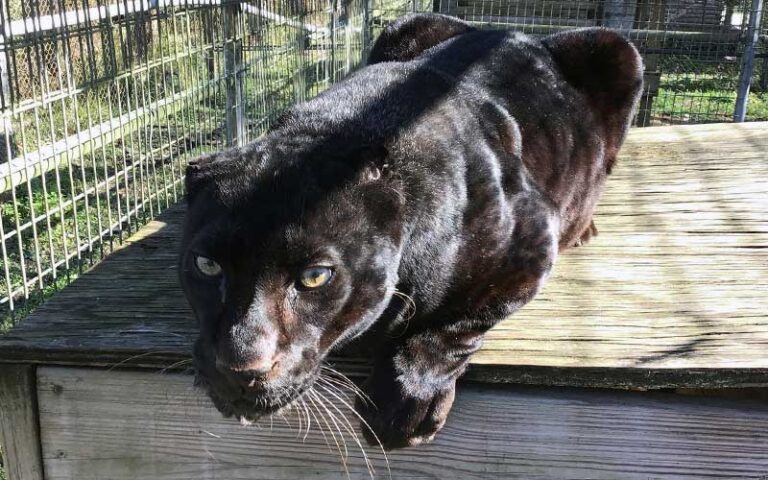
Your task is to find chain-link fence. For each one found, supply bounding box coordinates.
[1,0,766,329]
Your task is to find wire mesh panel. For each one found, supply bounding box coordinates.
[0,0,367,328]
[236,0,368,143]
[740,0,767,118]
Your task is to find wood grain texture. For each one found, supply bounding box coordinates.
[0,122,767,388]
[478,121,768,370]
[37,367,768,480]
[0,365,44,480]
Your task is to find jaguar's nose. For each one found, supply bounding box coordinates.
[216,355,282,386]
[215,314,282,385]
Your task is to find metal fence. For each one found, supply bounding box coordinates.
[0,0,373,327]
[432,0,768,125]
[0,0,766,328]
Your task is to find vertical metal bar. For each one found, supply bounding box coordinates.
[632,0,665,127]
[129,0,148,223]
[177,8,195,201]
[437,0,452,15]
[254,0,271,132]
[0,202,14,313]
[166,2,184,202]
[0,33,13,165]
[760,46,768,92]
[139,0,160,213]
[330,0,337,84]
[223,0,245,147]
[294,1,308,104]
[88,0,115,251]
[345,7,352,75]
[74,0,100,261]
[162,3,178,204]
[734,0,764,122]
[0,0,15,312]
[20,2,50,293]
[54,0,84,272]
[362,0,372,60]
[602,0,637,29]
[32,0,71,277]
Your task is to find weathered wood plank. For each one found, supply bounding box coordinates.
[37,367,768,479]
[0,365,44,480]
[478,122,768,370]
[0,122,767,388]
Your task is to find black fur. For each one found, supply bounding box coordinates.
[179,13,642,449]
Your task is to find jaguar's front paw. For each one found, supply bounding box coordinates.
[356,376,456,450]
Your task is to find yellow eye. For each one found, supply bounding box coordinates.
[299,266,333,289]
[195,255,222,277]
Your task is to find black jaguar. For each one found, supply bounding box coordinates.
[179,13,643,449]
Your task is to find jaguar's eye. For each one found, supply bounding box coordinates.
[195,255,222,277]
[298,266,333,289]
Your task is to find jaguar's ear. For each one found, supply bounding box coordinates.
[185,144,268,207]
[543,28,644,162]
[367,13,474,64]
[185,152,219,204]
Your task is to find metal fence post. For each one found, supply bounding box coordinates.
[294,5,307,103]
[602,0,637,30]
[223,0,245,146]
[329,0,337,84]
[735,0,764,122]
[362,0,372,58]
[761,42,768,91]
[436,0,454,15]
[0,27,15,164]
[345,10,352,75]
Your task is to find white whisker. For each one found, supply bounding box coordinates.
[299,397,312,442]
[305,389,333,454]
[308,390,351,480]
[293,392,303,439]
[314,388,377,480]
[279,411,293,432]
[106,351,157,371]
[157,359,193,376]
[315,383,391,480]
[320,365,375,407]
[311,390,350,461]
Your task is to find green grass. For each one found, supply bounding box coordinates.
[654,77,768,124]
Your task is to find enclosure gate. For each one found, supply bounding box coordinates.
[0,0,767,328]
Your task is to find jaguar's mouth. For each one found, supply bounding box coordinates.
[194,369,318,425]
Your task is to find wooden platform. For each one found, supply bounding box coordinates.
[33,367,768,479]
[1,122,768,479]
